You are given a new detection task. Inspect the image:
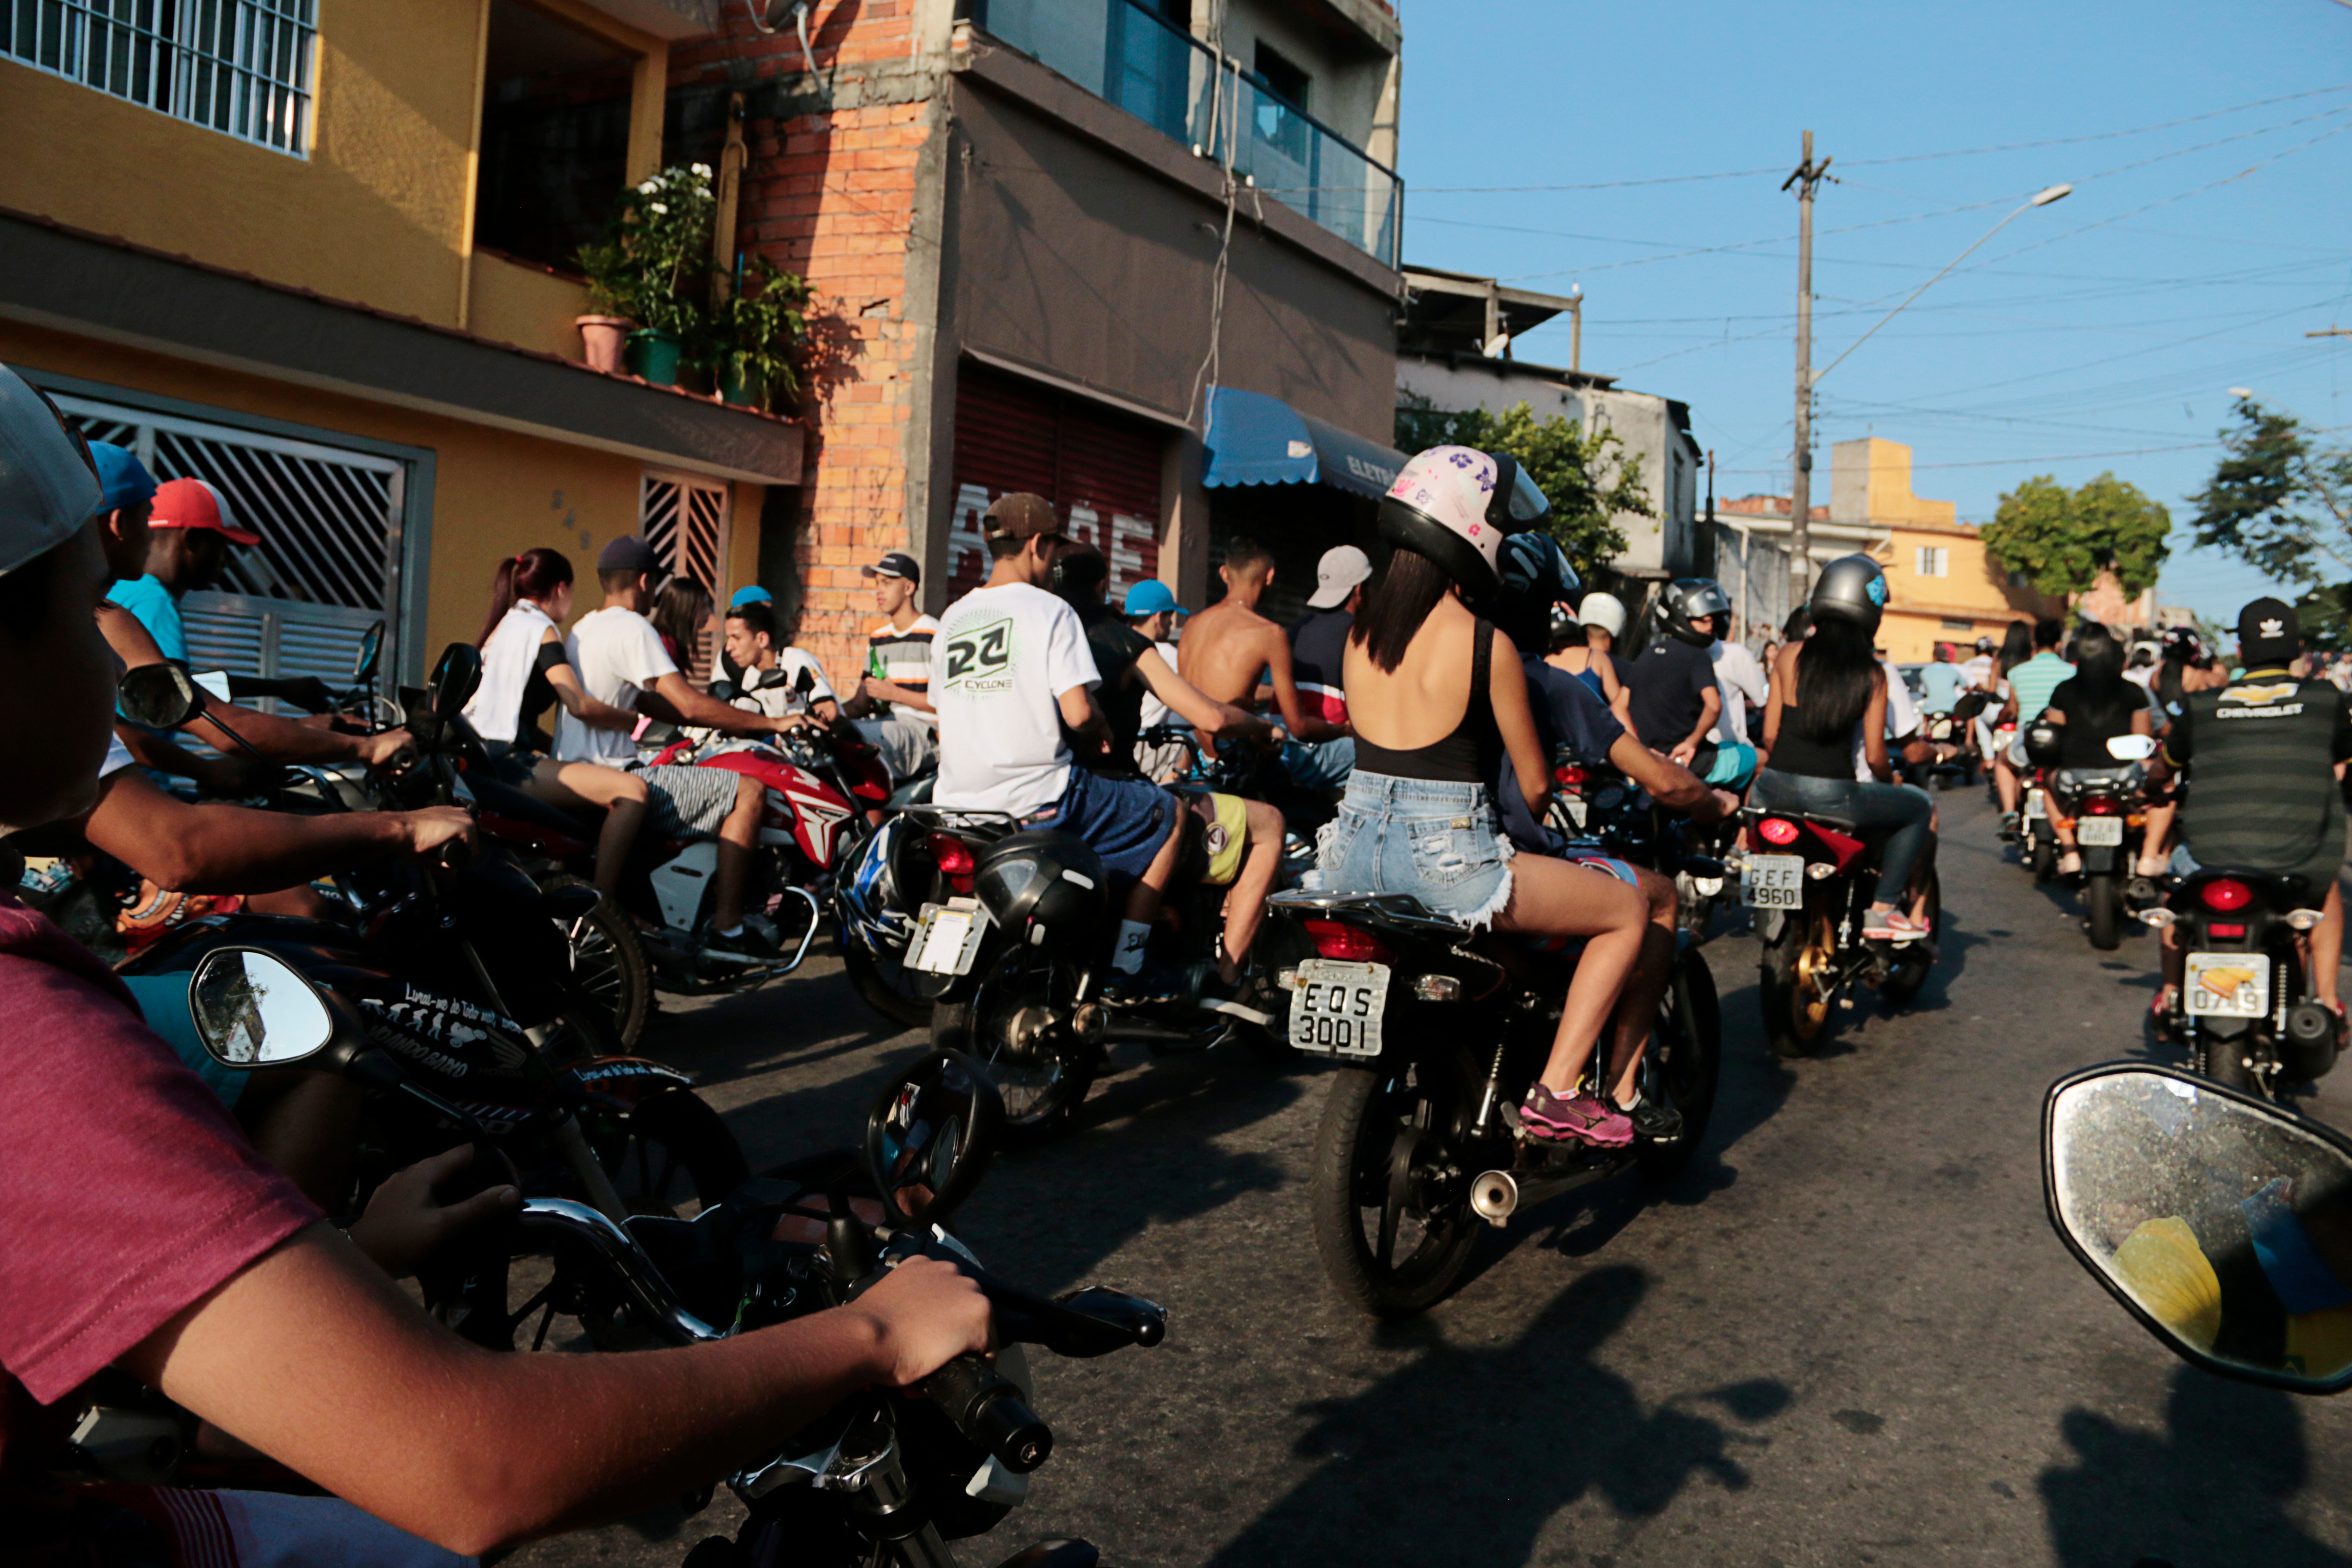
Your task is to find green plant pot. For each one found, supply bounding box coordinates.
[719,365,767,408]
[624,328,684,386]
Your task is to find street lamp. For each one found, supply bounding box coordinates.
[1812,184,2072,387]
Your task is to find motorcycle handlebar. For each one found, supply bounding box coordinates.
[919,1354,1053,1474]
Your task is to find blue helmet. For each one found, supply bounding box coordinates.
[1495,531,1583,657]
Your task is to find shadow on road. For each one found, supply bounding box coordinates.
[2040,1365,2352,1567]
[1205,1266,1789,1567]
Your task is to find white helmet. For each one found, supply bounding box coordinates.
[1577,592,1627,639]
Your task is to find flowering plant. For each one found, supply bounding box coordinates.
[575,164,717,335]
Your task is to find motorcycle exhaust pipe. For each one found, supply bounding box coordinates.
[1470,1170,1518,1228]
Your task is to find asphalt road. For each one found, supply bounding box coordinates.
[514,784,2352,1568]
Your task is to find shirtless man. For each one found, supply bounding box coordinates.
[1178,536,1354,798]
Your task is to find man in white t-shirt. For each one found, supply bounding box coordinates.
[932,493,1188,986]
[1707,612,1768,749]
[556,536,802,961]
[720,599,839,723]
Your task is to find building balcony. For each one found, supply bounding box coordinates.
[964,0,1400,266]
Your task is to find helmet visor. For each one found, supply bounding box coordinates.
[1506,464,1550,527]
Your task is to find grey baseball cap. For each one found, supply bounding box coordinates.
[0,362,101,576]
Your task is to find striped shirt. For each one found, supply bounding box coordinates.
[2007,652,2075,725]
[866,614,939,724]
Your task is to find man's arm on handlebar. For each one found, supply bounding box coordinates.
[1134,649,1277,745]
[99,603,407,768]
[83,771,470,892]
[639,671,800,738]
[1607,732,1734,823]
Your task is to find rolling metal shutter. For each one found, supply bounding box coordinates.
[947,364,1167,600]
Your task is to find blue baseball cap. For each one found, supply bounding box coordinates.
[729,584,773,609]
[1123,579,1179,617]
[89,440,157,513]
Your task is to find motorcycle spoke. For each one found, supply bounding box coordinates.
[530,1298,559,1353]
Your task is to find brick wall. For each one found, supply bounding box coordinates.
[670,3,940,689]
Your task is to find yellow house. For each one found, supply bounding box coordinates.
[0,0,799,685]
[1829,438,2063,663]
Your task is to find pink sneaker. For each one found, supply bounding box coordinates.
[1520,1083,1634,1148]
[1862,908,1928,943]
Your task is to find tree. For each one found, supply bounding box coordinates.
[1394,396,1651,581]
[1981,471,2171,599]
[2190,398,2352,600]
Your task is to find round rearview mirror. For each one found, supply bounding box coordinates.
[2046,1064,2352,1393]
[866,1050,1003,1229]
[190,947,336,1069]
[117,663,205,730]
[2106,734,2159,762]
[429,643,483,722]
[353,622,384,686]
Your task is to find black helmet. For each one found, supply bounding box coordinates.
[1659,578,1731,647]
[1808,554,1889,636]
[1377,446,1552,603]
[972,828,1109,945]
[2022,717,2064,769]
[1547,600,1580,653]
[1495,531,1583,657]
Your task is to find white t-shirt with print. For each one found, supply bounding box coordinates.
[1708,640,1768,746]
[554,605,677,766]
[932,581,1100,817]
[729,647,838,722]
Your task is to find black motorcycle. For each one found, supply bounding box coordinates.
[1545,753,1732,941]
[1264,883,1720,1315]
[2147,867,2340,1100]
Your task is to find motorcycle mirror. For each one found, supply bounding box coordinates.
[189,946,337,1069]
[2106,734,2159,762]
[117,663,206,730]
[708,679,743,703]
[191,670,234,704]
[429,643,483,722]
[866,1049,1004,1230]
[2045,1063,2352,1395]
[352,622,384,686]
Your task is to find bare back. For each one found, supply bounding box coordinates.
[1179,597,1284,709]
[1346,595,1486,750]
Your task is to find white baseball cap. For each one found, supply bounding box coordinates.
[1307,544,1373,609]
[1577,593,1627,639]
[0,362,101,577]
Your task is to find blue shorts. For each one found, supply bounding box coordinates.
[1308,772,1517,931]
[122,972,245,1109]
[1022,766,1178,884]
[1281,736,1357,793]
[1704,742,1757,789]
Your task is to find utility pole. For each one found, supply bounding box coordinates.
[2311,326,2352,338]
[1782,132,1832,605]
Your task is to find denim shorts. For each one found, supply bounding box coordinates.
[1023,765,1176,884]
[1308,772,1517,930]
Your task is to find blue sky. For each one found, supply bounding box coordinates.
[1389,0,2352,623]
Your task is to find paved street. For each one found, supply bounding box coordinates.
[517,785,2352,1568]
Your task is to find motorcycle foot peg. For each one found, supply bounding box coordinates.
[1469,1170,1518,1228]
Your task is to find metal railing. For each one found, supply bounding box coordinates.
[5,0,317,156]
[968,0,1400,266]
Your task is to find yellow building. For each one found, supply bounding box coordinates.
[1830,438,2063,663]
[0,0,800,686]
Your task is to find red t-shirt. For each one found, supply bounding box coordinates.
[0,897,319,1533]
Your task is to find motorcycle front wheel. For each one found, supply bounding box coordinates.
[545,873,652,1049]
[1309,1061,1479,1316]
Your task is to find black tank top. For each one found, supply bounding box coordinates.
[1771,649,1864,781]
[1353,618,1501,785]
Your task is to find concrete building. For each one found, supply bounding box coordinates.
[1394,266,1700,587]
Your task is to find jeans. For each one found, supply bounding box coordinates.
[1281,735,1357,794]
[1308,772,1516,930]
[1751,768,1933,907]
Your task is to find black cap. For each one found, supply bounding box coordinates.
[861,551,921,584]
[2237,597,2302,667]
[598,535,662,575]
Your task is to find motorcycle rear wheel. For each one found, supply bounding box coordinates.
[545,874,651,1050]
[2197,1027,2266,1099]
[2085,872,2122,952]
[1638,946,1721,1177]
[1880,868,1941,1008]
[1761,906,1834,1058]
[2030,829,2057,883]
[1309,1063,1479,1316]
[932,950,1095,1144]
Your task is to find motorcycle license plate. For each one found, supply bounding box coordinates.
[905,900,986,976]
[1289,960,1388,1058]
[2077,816,2125,848]
[1742,854,1804,910]
[2186,952,2270,1019]
[2025,791,2047,820]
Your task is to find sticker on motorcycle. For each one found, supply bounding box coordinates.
[2186,953,2269,1019]
[1289,959,1388,1058]
[1741,853,1804,910]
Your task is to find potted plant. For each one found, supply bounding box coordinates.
[574,164,716,387]
[693,255,810,410]
[572,254,634,374]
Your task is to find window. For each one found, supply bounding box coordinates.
[1914,545,1949,579]
[475,0,637,272]
[1251,40,1311,165]
[6,0,317,155]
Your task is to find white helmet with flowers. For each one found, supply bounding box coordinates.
[1377,445,1551,602]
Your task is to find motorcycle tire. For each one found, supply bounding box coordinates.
[839,925,934,1030]
[1309,1063,1479,1316]
[545,874,652,1050]
[932,950,1096,1145]
[1638,946,1721,1179]
[597,1086,751,1217]
[2030,831,2057,884]
[1759,908,1825,1059]
[1880,869,1942,1010]
[2196,1028,2265,1099]
[2085,872,2122,952]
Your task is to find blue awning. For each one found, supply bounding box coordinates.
[1202,386,1406,500]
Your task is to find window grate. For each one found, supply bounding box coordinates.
[5,0,318,156]
[641,473,729,682]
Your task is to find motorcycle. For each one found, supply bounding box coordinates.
[1740,799,1940,1059]
[2142,866,2339,1102]
[1264,883,1721,1315]
[97,946,1168,1568]
[1547,754,1733,941]
[2044,1061,2352,1396]
[2045,732,2158,951]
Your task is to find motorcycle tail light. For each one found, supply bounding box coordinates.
[1303,919,1393,964]
[2200,878,2253,912]
[928,832,977,894]
[2207,922,2247,939]
[1554,764,1588,790]
[2083,796,2120,816]
[1758,817,1801,847]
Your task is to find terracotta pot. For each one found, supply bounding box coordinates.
[576,315,631,374]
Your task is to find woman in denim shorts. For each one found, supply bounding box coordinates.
[1311,447,1650,1149]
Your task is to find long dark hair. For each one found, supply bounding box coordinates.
[1351,547,1454,673]
[2069,625,2128,698]
[477,546,573,648]
[1995,620,2034,680]
[651,574,714,666]
[1789,616,1879,742]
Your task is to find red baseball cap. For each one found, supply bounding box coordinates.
[150,477,259,545]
